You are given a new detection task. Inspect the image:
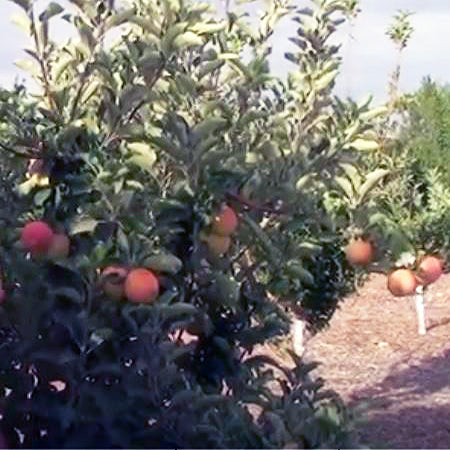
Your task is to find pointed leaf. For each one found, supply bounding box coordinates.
[351,138,379,151]
[340,163,361,191]
[192,117,228,142]
[173,31,203,50]
[39,2,63,21]
[144,253,183,275]
[14,59,39,77]
[191,21,226,35]
[105,8,136,29]
[8,0,31,11]
[127,142,157,171]
[70,217,98,235]
[34,188,51,206]
[11,12,31,32]
[315,70,338,91]
[285,260,314,286]
[334,176,354,200]
[358,169,389,204]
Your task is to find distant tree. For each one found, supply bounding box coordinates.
[400,78,450,183]
[386,10,414,105]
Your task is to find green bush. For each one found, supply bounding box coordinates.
[399,78,450,186]
[368,154,450,264]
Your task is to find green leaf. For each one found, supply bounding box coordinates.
[358,169,389,204]
[173,31,203,50]
[238,110,267,127]
[334,176,354,200]
[116,227,130,255]
[80,80,100,104]
[11,12,31,32]
[16,175,49,196]
[127,16,160,36]
[14,59,40,77]
[297,242,322,258]
[207,273,240,307]
[52,286,84,304]
[339,163,360,186]
[143,253,183,275]
[161,22,187,54]
[315,70,338,91]
[192,117,228,142]
[53,56,73,80]
[90,328,114,347]
[198,60,224,79]
[138,51,163,71]
[34,188,52,206]
[243,215,281,263]
[175,73,197,96]
[296,174,312,190]
[127,142,157,172]
[350,138,379,151]
[193,395,229,410]
[285,260,314,286]
[158,302,198,318]
[39,2,63,21]
[190,21,226,35]
[105,8,136,29]
[149,135,186,162]
[263,412,288,444]
[125,180,145,190]
[78,22,96,51]
[70,216,98,235]
[8,0,31,11]
[359,106,388,121]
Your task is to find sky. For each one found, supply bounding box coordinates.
[0,0,449,104]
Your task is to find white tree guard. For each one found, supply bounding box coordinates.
[292,318,306,356]
[415,285,426,335]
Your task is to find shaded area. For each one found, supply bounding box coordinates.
[301,273,450,448]
[349,349,450,448]
[354,404,450,449]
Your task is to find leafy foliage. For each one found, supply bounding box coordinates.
[0,0,390,447]
[399,78,450,185]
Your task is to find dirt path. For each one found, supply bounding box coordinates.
[302,273,450,448]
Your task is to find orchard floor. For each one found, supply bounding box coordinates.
[298,272,450,448]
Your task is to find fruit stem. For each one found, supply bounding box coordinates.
[415,285,426,335]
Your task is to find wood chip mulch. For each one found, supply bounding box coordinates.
[299,273,450,449]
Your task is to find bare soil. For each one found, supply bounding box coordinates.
[300,272,450,448]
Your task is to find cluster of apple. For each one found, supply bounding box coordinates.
[100,266,160,303]
[100,204,240,303]
[201,204,239,257]
[0,220,70,304]
[387,256,443,296]
[0,219,159,305]
[21,220,70,259]
[344,237,444,296]
[1,205,240,306]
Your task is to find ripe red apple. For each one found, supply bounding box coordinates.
[212,205,238,236]
[416,255,443,286]
[387,269,418,297]
[124,268,160,303]
[204,233,231,256]
[47,233,70,259]
[20,220,54,256]
[344,238,374,266]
